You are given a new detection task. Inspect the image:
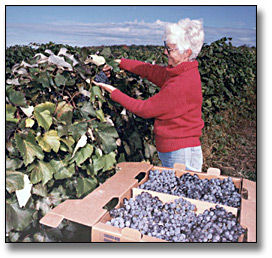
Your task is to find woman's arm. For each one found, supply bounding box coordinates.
[93,81,188,120]
[117,58,168,88]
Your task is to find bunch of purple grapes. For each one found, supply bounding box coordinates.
[138,170,241,207]
[107,192,245,242]
[94,71,110,84]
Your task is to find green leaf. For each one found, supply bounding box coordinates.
[6,157,23,171]
[108,60,120,73]
[6,122,17,140]
[81,47,89,60]
[129,131,143,150]
[100,47,112,59]
[29,160,53,185]
[69,122,88,142]
[54,73,67,86]
[56,101,73,125]
[6,104,19,123]
[57,124,69,138]
[95,109,105,122]
[38,71,50,88]
[93,152,116,173]
[95,123,118,153]
[6,202,34,232]
[6,171,25,193]
[65,77,76,86]
[8,231,21,242]
[90,86,102,102]
[50,159,75,180]
[34,102,56,131]
[32,183,47,197]
[60,136,75,152]
[25,118,35,128]
[36,130,60,153]
[76,177,98,198]
[144,142,157,159]
[70,143,94,166]
[79,102,97,118]
[6,88,28,107]
[15,132,44,166]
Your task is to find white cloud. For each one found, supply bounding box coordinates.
[205,26,256,46]
[6,19,255,47]
[6,19,166,46]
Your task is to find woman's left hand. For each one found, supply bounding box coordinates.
[93,81,117,93]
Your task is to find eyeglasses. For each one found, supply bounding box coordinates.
[164,41,179,54]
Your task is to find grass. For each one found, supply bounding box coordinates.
[202,107,256,181]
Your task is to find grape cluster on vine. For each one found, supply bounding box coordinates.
[94,71,110,84]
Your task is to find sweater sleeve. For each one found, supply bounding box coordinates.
[119,58,168,88]
[111,85,188,120]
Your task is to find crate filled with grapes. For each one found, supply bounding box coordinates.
[97,189,245,242]
[40,162,256,242]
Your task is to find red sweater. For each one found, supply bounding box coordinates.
[111,58,204,152]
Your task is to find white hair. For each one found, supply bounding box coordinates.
[164,18,204,61]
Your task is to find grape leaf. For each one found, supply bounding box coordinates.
[32,183,47,198]
[6,171,25,193]
[95,123,118,153]
[50,159,75,180]
[107,60,120,73]
[90,86,103,102]
[6,122,17,140]
[56,101,73,125]
[6,202,34,232]
[29,160,53,185]
[6,88,28,107]
[100,47,111,59]
[25,118,35,128]
[6,157,23,171]
[34,102,56,131]
[36,130,60,153]
[60,136,75,152]
[69,143,94,166]
[38,71,50,88]
[6,104,19,123]
[144,142,157,159]
[93,152,116,173]
[79,102,97,118]
[54,73,67,86]
[76,177,98,198]
[69,122,88,142]
[95,109,105,122]
[129,131,143,150]
[15,132,44,166]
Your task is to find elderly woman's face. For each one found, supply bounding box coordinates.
[164,43,191,67]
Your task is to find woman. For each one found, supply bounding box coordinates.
[94,18,205,171]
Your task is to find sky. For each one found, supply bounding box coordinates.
[5,5,256,47]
